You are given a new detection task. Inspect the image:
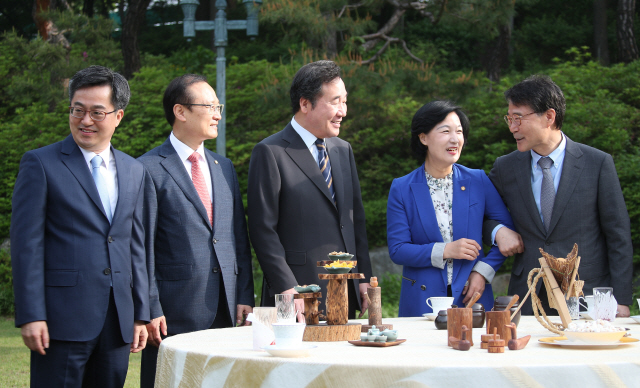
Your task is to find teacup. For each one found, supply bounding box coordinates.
[426,297,454,313]
[272,322,306,348]
[381,329,398,342]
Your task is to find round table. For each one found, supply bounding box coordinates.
[155,316,640,388]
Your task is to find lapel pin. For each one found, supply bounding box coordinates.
[461,186,466,191]
[214,160,219,164]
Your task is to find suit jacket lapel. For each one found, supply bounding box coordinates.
[327,138,342,210]
[205,150,226,234]
[547,137,583,234]
[514,151,546,235]
[451,166,469,283]
[60,135,109,221]
[112,147,130,222]
[158,139,212,229]
[282,124,335,206]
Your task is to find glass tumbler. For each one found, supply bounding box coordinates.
[593,287,616,321]
[275,293,296,323]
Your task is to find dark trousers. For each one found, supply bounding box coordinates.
[140,284,232,388]
[30,290,130,388]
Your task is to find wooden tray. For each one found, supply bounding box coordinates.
[347,339,406,347]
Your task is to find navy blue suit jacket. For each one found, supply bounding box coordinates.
[11,135,149,343]
[387,164,514,316]
[138,138,254,335]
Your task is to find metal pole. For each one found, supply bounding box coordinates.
[214,0,228,157]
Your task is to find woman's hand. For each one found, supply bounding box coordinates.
[462,272,486,304]
[443,238,481,260]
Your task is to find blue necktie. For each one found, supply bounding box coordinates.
[91,155,112,223]
[315,139,336,205]
[538,156,555,232]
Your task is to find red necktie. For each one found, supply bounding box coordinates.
[188,152,213,225]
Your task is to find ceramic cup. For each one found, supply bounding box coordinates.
[272,322,306,348]
[275,293,296,323]
[578,295,594,315]
[426,297,454,313]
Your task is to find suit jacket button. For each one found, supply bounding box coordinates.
[104,268,111,275]
[213,238,218,244]
[108,236,113,243]
[212,267,219,273]
[545,241,550,246]
[421,285,426,291]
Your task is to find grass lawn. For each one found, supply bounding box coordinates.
[0,316,141,387]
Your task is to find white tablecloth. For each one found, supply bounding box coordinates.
[155,316,640,388]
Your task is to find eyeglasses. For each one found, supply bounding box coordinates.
[503,112,537,127]
[180,103,224,114]
[69,107,117,122]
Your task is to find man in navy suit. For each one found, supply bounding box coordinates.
[11,65,149,387]
[138,74,254,388]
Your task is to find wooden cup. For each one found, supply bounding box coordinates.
[485,310,512,345]
[447,308,473,347]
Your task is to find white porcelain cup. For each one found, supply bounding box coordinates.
[426,296,454,313]
[272,322,306,348]
[579,295,594,315]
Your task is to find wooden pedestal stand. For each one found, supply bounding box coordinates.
[294,292,322,325]
[361,286,393,332]
[302,265,364,342]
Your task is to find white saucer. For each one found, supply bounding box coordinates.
[423,313,437,321]
[539,336,638,349]
[262,344,317,358]
[630,315,640,324]
[580,312,593,320]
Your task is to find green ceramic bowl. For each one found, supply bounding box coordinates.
[327,253,355,261]
[324,267,352,274]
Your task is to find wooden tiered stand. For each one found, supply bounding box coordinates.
[302,261,363,342]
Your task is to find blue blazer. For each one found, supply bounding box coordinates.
[387,164,514,316]
[11,135,149,343]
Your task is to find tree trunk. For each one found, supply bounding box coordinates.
[121,0,152,79]
[483,23,511,84]
[83,0,95,17]
[594,0,610,65]
[362,7,406,51]
[617,0,639,63]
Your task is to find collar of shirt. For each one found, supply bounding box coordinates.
[291,116,321,164]
[79,144,112,170]
[78,144,118,215]
[530,132,567,172]
[170,132,207,163]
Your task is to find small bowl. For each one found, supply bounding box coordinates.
[324,267,352,274]
[563,330,626,344]
[381,329,398,342]
[327,253,354,261]
[423,313,437,321]
[360,334,368,342]
[366,334,376,341]
[375,335,387,342]
[272,322,307,348]
[434,310,448,330]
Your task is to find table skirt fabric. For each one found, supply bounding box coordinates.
[155,316,640,388]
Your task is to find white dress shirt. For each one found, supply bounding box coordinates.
[530,133,566,222]
[170,132,213,202]
[80,145,118,218]
[291,117,322,163]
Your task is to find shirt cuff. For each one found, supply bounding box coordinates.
[431,243,447,269]
[491,224,505,246]
[472,261,495,283]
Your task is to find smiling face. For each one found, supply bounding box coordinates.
[173,81,221,150]
[507,102,561,156]
[296,78,347,139]
[420,111,464,172]
[69,85,123,153]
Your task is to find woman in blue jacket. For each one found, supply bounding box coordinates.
[387,100,517,316]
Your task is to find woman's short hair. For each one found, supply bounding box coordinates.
[410,100,470,159]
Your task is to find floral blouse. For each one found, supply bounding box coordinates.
[425,170,454,285]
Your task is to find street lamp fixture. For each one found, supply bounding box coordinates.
[180,0,262,157]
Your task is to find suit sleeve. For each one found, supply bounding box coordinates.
[347,144,373,279]
[130,167,150,322]
[598,155,633,305]
[142,168,164,319]
[483,158,506,245]
[386,179,440,267]
[230,163,254,307]
[10,152,48,327]
[247,143,298,294]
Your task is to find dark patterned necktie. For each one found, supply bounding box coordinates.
[538,156,555,232]
[315,139,336,205]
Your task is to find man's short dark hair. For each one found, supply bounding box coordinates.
[504,75,566,130]
[69,65,130,111]
[290,60,341,114]
[411,100,470,160]
[163,74,209,126]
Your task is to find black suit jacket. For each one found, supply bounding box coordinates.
[486,136,633,314]
[247,124,373,309]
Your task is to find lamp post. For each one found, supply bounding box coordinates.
[180,0,261,157]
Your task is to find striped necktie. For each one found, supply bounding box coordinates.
[315,139,336,205]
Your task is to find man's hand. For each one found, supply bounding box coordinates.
[21,321,49,355]
[462,272,486,305]
[358,282,370,318]
[130,320,148,353]
[282,288,305,323]
[444,238,481,261]
[146,316,167,348]
[236,304,252,326]
[495,227,524,257]
[617,304,630,318]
